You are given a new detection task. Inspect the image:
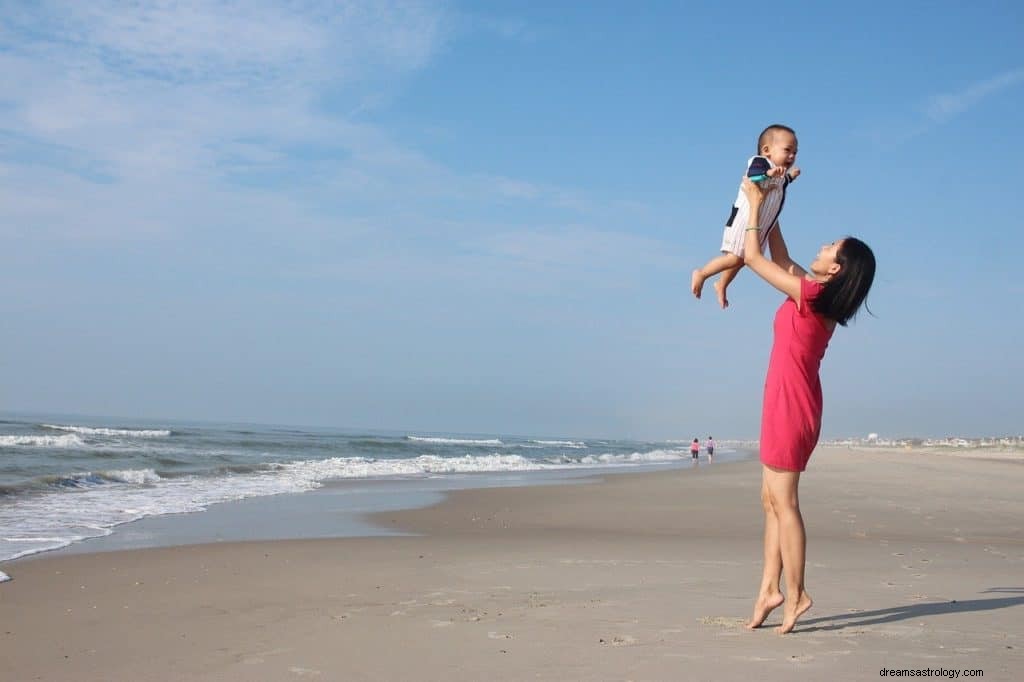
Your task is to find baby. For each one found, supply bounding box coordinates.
[691,124,800,308]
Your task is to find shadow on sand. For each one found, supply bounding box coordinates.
[797,588,1024,633]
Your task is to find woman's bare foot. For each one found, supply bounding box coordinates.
[691,269,706,299]
[714,278,729,308]
[745,592,784,629]
[776,591,812,634]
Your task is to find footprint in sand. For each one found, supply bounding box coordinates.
[876,624,925,638]
[598,635,638,646]
[241,647,292,664]
[289,667,322,677]
[699,616,747,629]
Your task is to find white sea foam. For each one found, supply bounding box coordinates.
[0,571,9,583]
[43,424,171,438]
[579,448,685,464]
[106,468,162,485]
[407,436,504,446]
[530,440,586,448]
[0,434,85,448]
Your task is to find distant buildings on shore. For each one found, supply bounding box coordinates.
[821,435,1024,448]
[716,435,1023,449]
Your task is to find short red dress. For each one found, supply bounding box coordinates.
[760,278,834,472]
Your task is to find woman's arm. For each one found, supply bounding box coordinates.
[767,224,808,278]
[741,179,804,302]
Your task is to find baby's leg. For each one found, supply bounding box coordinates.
[692,252,742,299]
[714,264,743,309]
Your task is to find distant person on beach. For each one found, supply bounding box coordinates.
[738,175,875,634]
[691,124,800,308]
[706,436,715,459]
[690,438,700,460]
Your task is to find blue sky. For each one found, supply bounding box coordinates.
[2,1,1022,440]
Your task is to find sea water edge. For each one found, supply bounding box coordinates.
[0,412,752,574]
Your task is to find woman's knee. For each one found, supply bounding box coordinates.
[764,467,801,512]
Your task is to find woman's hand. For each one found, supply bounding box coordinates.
[741,176,766,208]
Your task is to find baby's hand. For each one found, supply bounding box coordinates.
[787,166,801,180]
[766,166,786,178]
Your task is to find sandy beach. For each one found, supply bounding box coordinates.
[1,446,1021,681]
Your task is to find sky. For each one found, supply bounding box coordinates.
[2,1,1022,441]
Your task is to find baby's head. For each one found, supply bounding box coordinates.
[757,124,798,169]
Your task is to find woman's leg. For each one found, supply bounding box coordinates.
[763,464,813,634]
[746,468,784,628]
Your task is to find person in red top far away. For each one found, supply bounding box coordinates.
[689,438,700,460]
[738,175,876,634]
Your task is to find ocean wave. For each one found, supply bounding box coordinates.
[406,436,504,446]
[347,438,404,449]
[578,448,686,464]
[281,453,543,480]
[530,440,587,448]
[12,468,165,492]
[0,445,698,563]
[42,424,172,438]
[0,434,85,448]
[105,468,162,485]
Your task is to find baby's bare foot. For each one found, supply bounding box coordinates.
[745,592,784,629]
[691,269,705,299]
[714,279,729,309]
[776,591,812,634]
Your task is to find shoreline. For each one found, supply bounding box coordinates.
[1,455,744,565]
[2,446,1021,680]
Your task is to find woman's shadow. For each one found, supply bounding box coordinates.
[797,588,1024,633]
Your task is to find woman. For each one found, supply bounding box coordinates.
[739,177,876,634]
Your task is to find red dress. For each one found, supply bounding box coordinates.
[760,278,833,472]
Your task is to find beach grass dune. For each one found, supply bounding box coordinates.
[1,446,1021,680]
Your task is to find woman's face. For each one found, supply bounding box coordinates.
[811,239,844,277]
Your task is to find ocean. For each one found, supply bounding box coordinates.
[0,414,752,575]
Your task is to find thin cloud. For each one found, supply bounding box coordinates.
[0,0,654,316]
[859,66,1024,145]
[0,2,455,240]
[925,67,1024,122]
[3,1,441,87]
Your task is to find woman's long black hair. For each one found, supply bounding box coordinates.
[811,237,876,326]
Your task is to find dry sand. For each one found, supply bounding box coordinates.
[1,446,1021,681]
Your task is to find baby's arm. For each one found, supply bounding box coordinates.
[768,165,800,180]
